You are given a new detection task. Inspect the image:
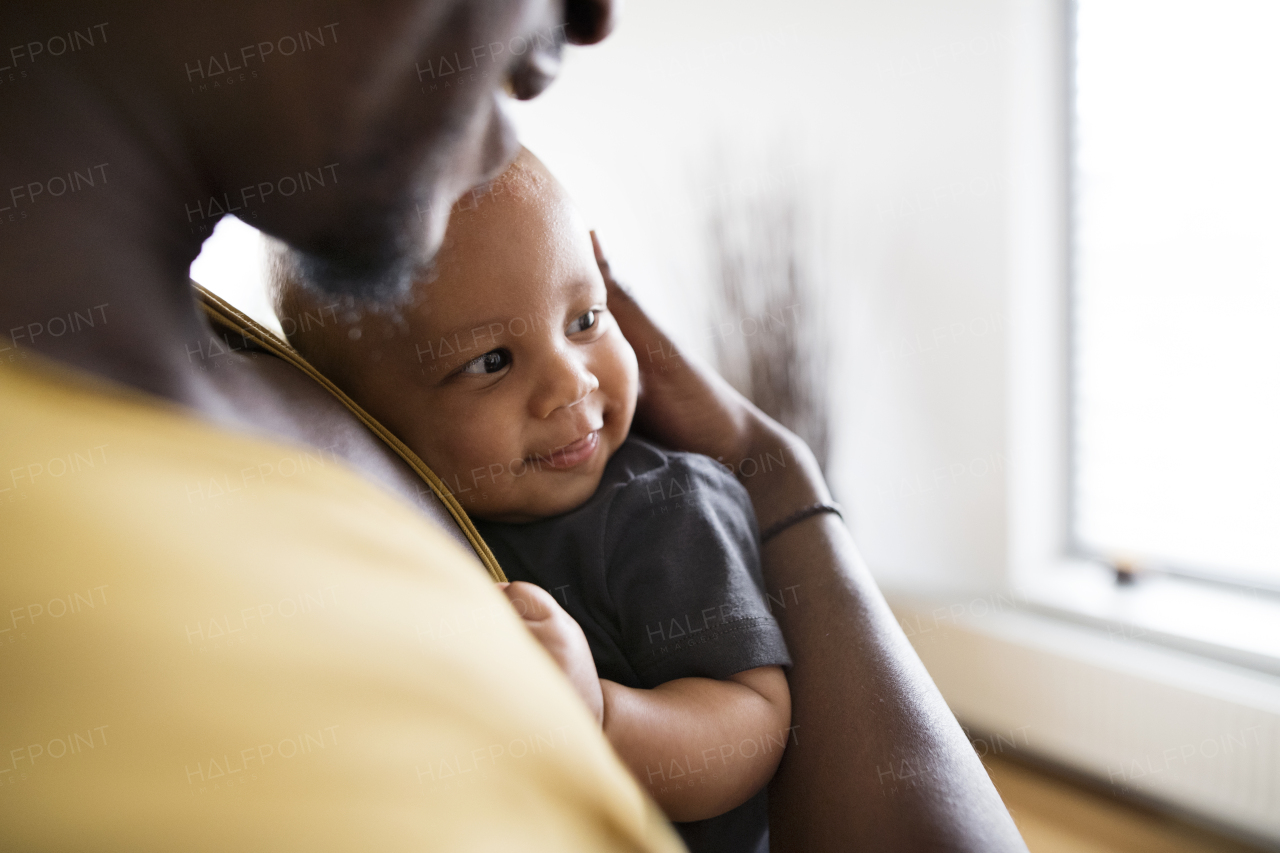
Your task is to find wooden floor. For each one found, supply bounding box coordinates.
[984,755,1267,853]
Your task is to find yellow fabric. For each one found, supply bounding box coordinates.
[0,358,683,853]
[190,281,507,583]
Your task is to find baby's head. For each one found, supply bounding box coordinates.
[275,149,638,522]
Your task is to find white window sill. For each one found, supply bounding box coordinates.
[1016,559,1280,677]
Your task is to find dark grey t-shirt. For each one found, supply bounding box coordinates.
[474,436,790,853]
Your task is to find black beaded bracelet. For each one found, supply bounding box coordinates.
[760,502,844,544]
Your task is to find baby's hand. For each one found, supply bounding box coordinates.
[499,582,604,725]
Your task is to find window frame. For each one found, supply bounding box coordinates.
[1063,0,1280,596]
[1008,0,1280,675]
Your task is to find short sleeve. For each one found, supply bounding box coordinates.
[602,453,791,689]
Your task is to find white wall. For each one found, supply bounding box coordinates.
[507,0,1048,594]
[194,0,1063,596]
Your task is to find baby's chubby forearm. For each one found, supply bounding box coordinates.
[499,582,791,821]
[600,666,790,823]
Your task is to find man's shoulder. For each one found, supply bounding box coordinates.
[1,362,685,853]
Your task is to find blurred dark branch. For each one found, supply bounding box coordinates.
[707,170,831,473]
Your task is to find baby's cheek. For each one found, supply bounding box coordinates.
[442,427,520,492]
[409,421,484,483]
[459,421,513,466]
[597,336,638,441]
[604,331,638,395]
[409,398,531,515]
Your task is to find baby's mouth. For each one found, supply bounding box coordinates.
[527,430,600,470]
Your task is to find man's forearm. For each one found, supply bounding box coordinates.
[600,668,790,823]
[744,428,1028,852]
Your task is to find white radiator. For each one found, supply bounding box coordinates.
[889,596,1280,847]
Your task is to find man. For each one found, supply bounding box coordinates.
[0,2,1027,850]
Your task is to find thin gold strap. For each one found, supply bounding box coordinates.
[190,282,507,583]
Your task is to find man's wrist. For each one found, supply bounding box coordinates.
[740,423,831,532]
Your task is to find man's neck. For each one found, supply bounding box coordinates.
[1,64,223,408]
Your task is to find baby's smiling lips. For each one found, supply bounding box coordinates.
[528,430,600,470]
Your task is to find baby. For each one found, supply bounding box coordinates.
[274,149,790,853]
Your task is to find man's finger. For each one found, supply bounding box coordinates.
[591,230,638,302]
[593,229,681,375]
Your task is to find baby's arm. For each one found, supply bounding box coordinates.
[501,582,790,823]
[601,666,789,822]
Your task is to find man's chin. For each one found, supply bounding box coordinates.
[289,221,442,308]
[293,248,417,306]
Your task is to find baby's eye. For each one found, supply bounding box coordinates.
[567,310,597,335]
[460,349,512,375]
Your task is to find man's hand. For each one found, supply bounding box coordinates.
[593,230,778,471]
[593,229,828,531]
[499,582,604,725]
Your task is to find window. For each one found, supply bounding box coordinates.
[1071,0,1280,590]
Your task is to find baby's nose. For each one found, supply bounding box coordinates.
[533,349,599,418]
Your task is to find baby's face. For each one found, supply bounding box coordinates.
[358,154,637,522]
